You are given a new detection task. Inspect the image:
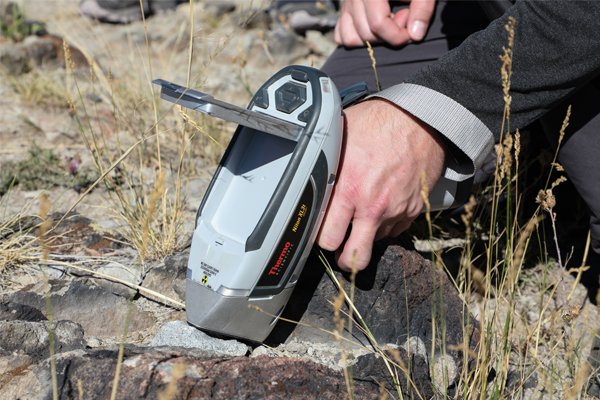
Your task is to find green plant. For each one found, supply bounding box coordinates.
[0,144,99,196]
[0,3,44,41]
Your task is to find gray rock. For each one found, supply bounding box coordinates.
[93,262,141,298]
[0,42,27,74]
[9,280,156,339]
[150,320,249,357]
[305,30,337,56]
[0,353,37,399]
[141,250,188,302]
[265,27,310,65]
[203,1,235,19]
[0,302,46,322]
[0,320,86,362]
[22,36,57,65]
[237,8,271,30]
[165,250,189,301]
[354,347,433,398]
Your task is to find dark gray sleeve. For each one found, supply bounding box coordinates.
[371,0,600,180]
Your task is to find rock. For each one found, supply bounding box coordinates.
[45,212,125,255]
[7,349,380,399]
[22,35,57,66]
[9,280,156,339]
[142,250,188,302]
[237,8,271,30]
[289,10,338,34]
[354,347,433,399]
[305,30,337,56]
[0,320,86,361]
[431,352,458,393]
[267,239,481,398]
[0,301,47,322]
[0,353,37,400]
[265,27,310,65]
[402,336,428,360]
[93,262,141,298]
[0,42,28,73]
[203,1,235,19]
[0,34,87,74]
[150,321,249,357]
[25,112,74,143]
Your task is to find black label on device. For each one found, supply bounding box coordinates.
[255,181,314,288]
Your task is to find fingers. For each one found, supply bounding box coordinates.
[388,219,414,238]
[317,188,354,252]
[335,7,369,47]
[407,0,436,41]
[365,1,408,46]
[335,218,378,271]
[335,0,407,47]
[335,0,435,46]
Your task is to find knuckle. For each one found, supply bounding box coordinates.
[368,16,385,32]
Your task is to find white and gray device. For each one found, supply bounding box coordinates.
[153,66,470,343]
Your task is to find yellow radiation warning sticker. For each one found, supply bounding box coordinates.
[199,261,219,288]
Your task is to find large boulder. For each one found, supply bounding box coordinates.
[1,348,381,399]
[266,238,481,397]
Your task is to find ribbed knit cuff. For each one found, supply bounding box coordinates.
[368,83,494,182]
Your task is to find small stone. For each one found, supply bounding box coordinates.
[284,341,305,354]
[432,353,458,392]
[150,321,249,357]
[203,1,235,19]
[402,336,428,360]
[250,346,273,358]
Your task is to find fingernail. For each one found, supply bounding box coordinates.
[410,20,427,41]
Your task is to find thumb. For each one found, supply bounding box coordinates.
[407,0,435,41]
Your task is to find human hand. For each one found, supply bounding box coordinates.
[316,99,445,271]
[334,0,436,47]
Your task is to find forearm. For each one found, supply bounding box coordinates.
[370,0,600,179]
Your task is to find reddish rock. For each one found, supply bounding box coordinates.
[41,350,380,399]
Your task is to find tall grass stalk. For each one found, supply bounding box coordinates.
[37,193,58,400]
